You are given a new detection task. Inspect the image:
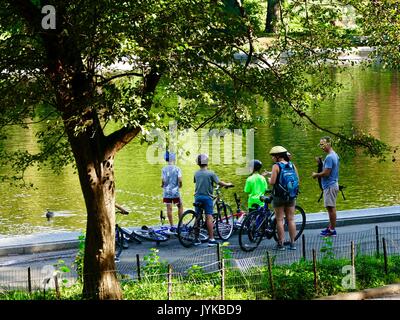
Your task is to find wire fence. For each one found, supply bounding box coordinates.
[0,225,399,299]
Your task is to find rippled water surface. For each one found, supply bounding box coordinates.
[1,67,399,236]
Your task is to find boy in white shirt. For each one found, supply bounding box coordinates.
[161,151,183,233]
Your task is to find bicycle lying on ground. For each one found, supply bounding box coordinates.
[130,210,172,244]
[115,204,142,262]
[238,194,306,252]
[177,185,235,247]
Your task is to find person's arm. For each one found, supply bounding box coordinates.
[178,176,183,188]
[218,180,233,187]
[268,164,280,185]
[244,178,251,193]
[177,168,183,188]
[262,170,271,177]
[161,179,165,188]
[212,172,232,187]
[294,163,300,185]
[312,156,332,179]
[312,168,331,179]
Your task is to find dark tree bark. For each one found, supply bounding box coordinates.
[11,0,161,299]
[265,0,279,34]
[62,109,121,299]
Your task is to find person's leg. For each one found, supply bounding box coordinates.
[206,214,214,240]
[284,205,296,243]
[166,203,173,226]
[324,186,338,230]
[204,196,215,241]
[274,206,285,245]
[177,198,183,219]
[327,206,337,229]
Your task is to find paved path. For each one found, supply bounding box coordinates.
[0,206,399,292]
[1,205,399,256]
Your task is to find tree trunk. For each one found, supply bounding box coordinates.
[65,112,122,300]
[265,0,279,34]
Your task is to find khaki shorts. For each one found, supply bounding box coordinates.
[324,185,339,208]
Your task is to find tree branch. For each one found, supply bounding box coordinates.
[95,71,144,86]
[194,107,228,131]
[105,126,141,154]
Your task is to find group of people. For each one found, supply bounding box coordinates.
[161,136,340,249]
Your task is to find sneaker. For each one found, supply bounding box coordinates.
[320,227,337,237]
[193,238,202,246]
[289,243,297,250]
[208,239,219,247]
[274,243,286,251]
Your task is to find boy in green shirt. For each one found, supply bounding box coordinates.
[244,160,269,210]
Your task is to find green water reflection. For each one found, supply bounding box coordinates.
[0,67,399,236]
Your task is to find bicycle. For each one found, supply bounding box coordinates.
[177,185,234,248]
[130,210,170,244]
[213,185,235,240]
[232,192,247,230]
[238,194,306,252]
[115,204,142,261]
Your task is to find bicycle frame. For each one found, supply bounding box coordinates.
[238,195,306,251]
[115,205,142,261]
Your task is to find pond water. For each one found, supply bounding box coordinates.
[0,67,399,237]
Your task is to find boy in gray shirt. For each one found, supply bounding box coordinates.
[194,154,233,246]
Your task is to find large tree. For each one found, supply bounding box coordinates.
[0,0,394,299]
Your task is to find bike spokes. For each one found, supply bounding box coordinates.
[239,211,265,252]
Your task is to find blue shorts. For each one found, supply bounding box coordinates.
[194,195,214,215]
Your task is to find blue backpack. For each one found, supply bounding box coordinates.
[273,161,299,200]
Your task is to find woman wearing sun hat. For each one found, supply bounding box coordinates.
[268,146,299,251]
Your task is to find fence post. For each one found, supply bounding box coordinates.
[266,251,275,299]
[136,254,141,281]
[302,234,306,260]
[351,241,356,287]
[217,243,222,270]
[375,226,380,257]
[221,259,225,300]
[167,264,172,300]
[312,249,318,295]
[54,274,60,299]
[382,237,388,275]
[28,267,32,294]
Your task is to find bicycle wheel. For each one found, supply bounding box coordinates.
[273,205,306,244]
[239,210,266,252]
[215,203,234,240]
[177,209,207,247]
[132,228,169,242]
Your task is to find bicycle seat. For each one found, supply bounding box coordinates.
[260,195,272,204]
[193,202,205,208]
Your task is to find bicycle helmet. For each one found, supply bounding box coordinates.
[197,153,209,166]
[250,159,262,172]
[164,151,176,162]
[269,146,287,155]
